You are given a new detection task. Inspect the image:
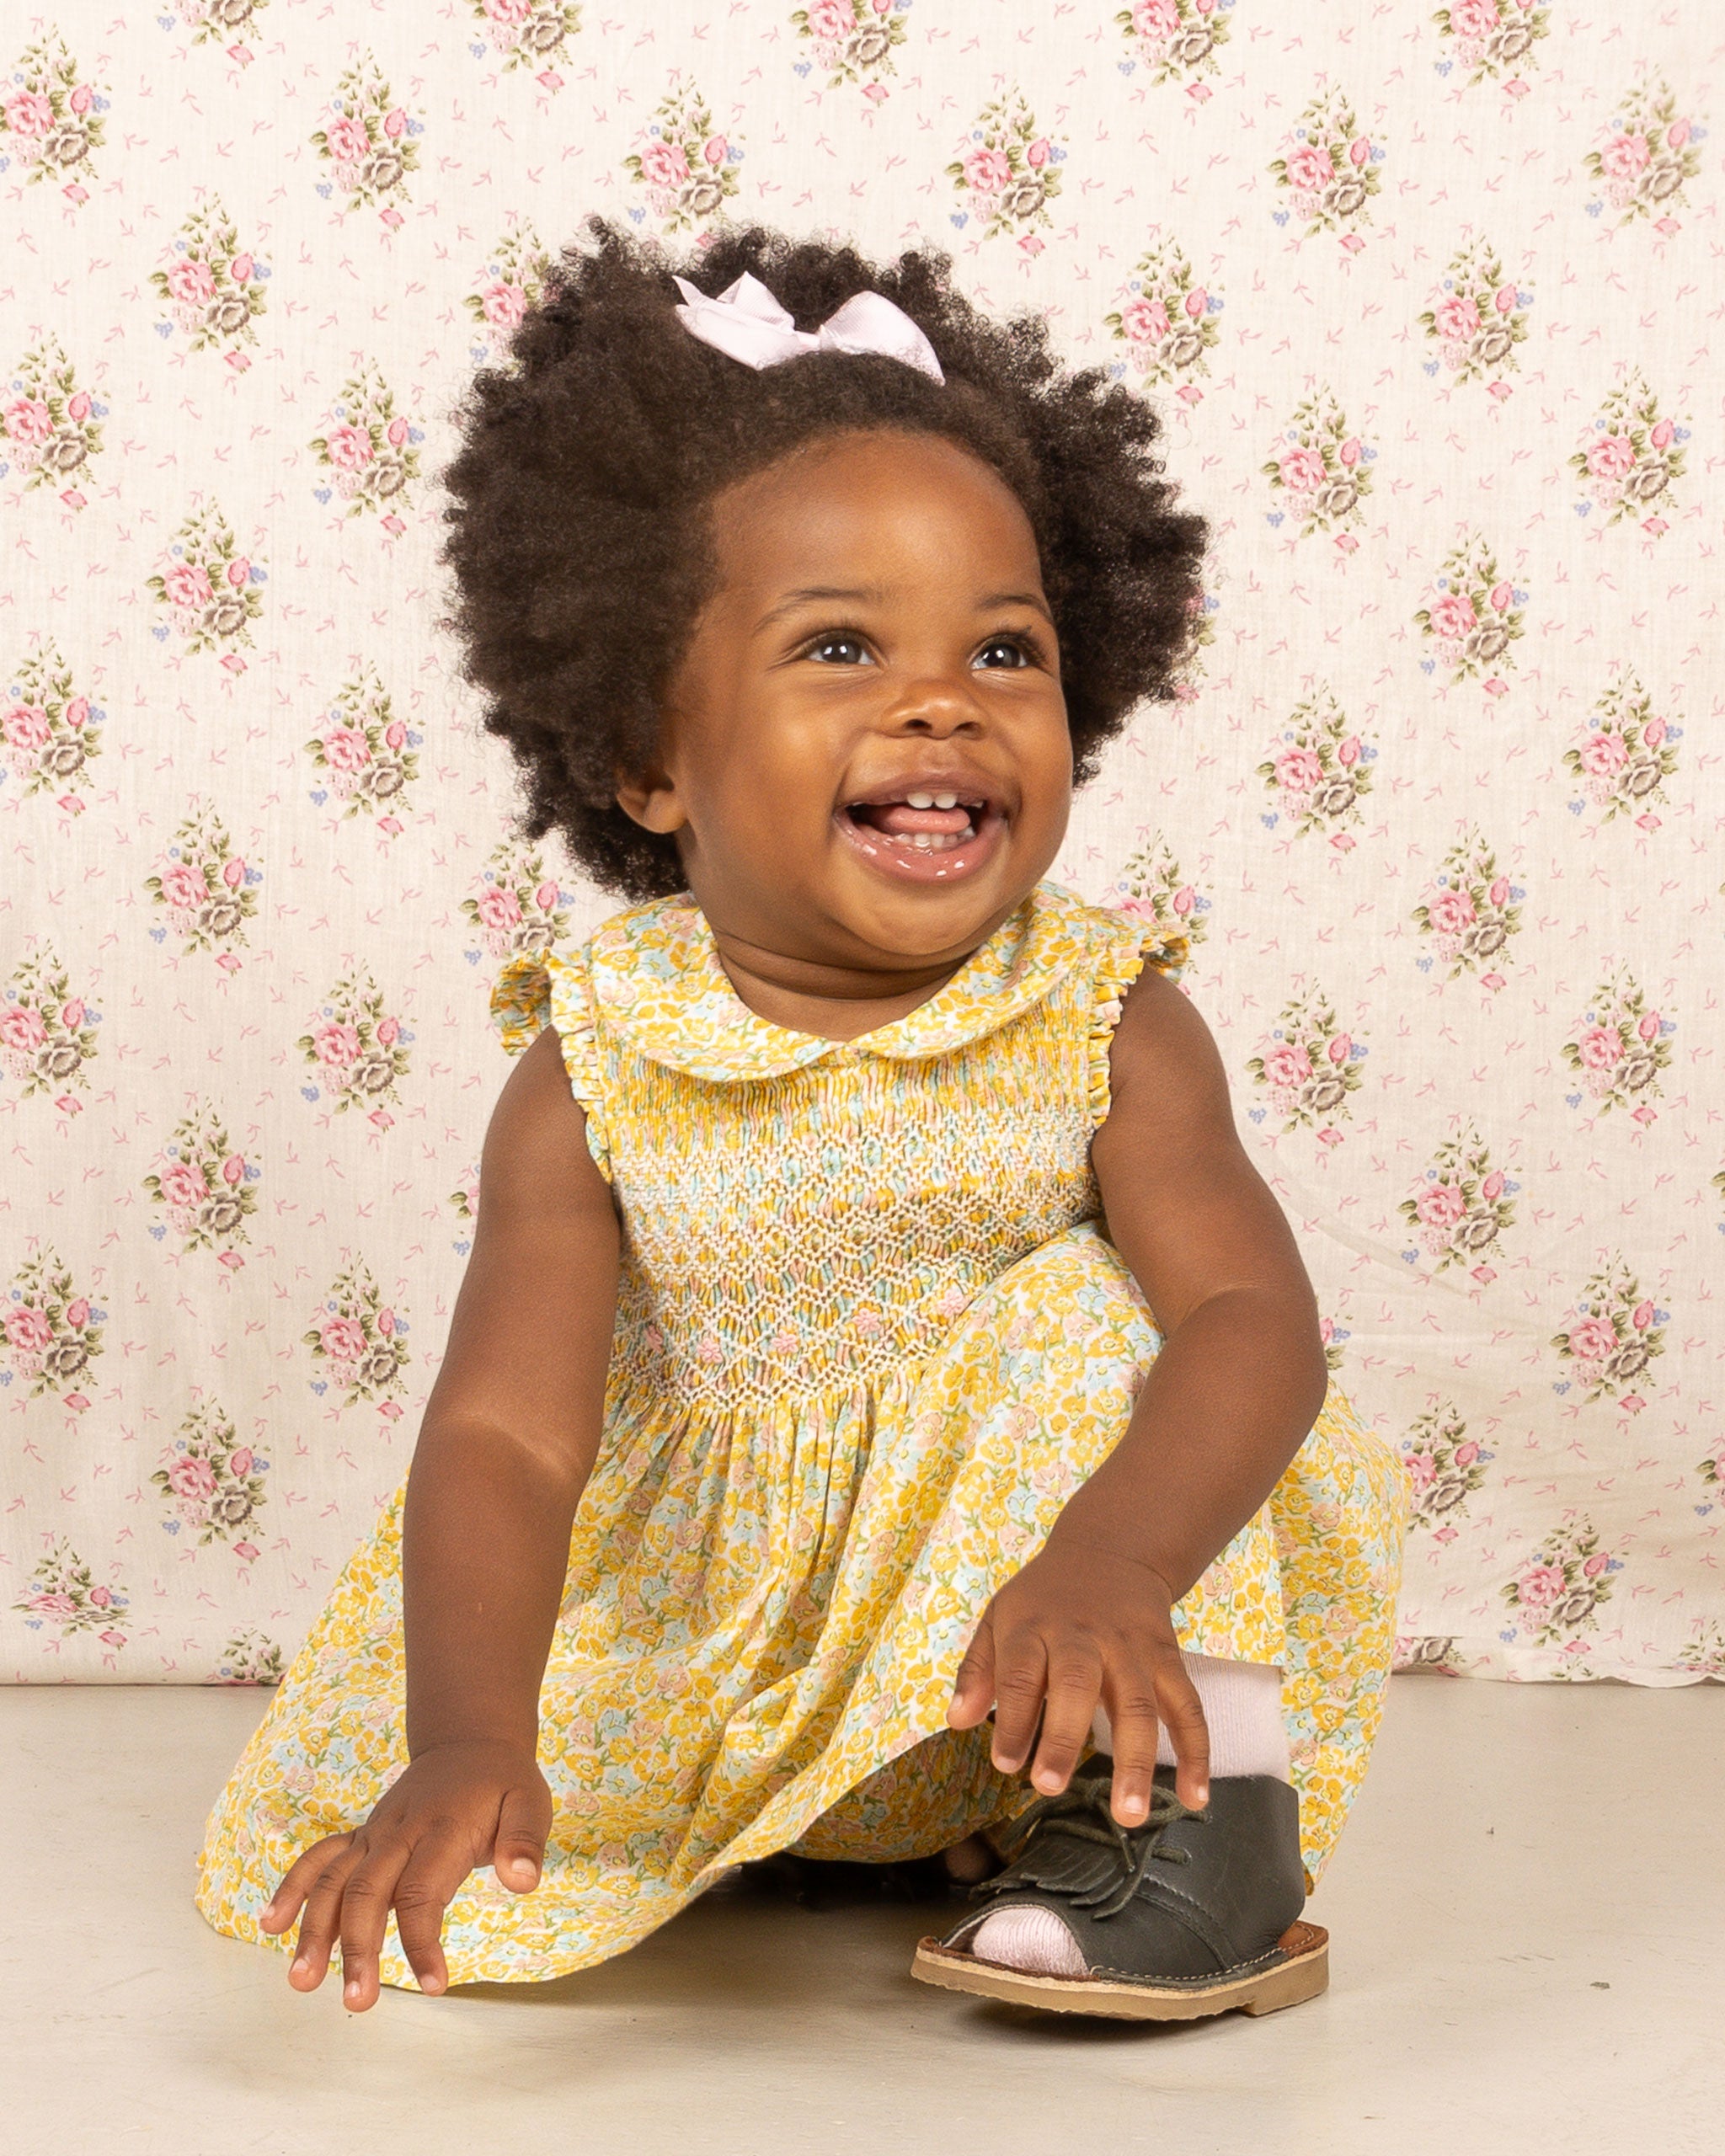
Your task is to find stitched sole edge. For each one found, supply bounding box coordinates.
[909,1920,1329,2021]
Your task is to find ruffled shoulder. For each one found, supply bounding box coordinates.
[1084,900,1190,1130]
[488,942,611,1182]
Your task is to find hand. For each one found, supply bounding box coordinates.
[258,1737,551,2010]
[945,1530,1210,1826]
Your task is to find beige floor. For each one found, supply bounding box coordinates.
[4,1673,1718,2156]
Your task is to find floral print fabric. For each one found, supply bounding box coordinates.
[195,885,1408,1984]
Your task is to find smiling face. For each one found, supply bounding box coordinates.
[616,427,1074,1019]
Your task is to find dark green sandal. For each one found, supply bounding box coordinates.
[911,1758,1326,2021]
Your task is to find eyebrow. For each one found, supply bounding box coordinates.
[752,584,1055,634]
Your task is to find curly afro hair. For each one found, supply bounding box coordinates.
[437,216,1211,901]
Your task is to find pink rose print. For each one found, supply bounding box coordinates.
[325,424,375,473]
[312,1021,361,1066]
[1599,133,1650,180]
[1278,446,1327,493]
[326,115,371,164]
[158,863,206,910]
[1133,0,1181,33]
[1118,296,1170,345]
[1417,1184,1466,1230]
[163,561,215,611]
[5,92,53,138]
[1434,294,1480,341]
[1516,1563,1567,1609]
[3,702,51,750]
[476,884,524,931]
[1576,731,1627,778]
[1263,1043,1312,1089]
[322,726,371,773]
[1424,888,1477,937]
[165,259,216,306]
[964,146,1012,193]
[158,1160,210,1209]
[639,140,690,190]
[1274,746,1324,793]
[168,1454,218,1501]
[7,1306,53,1353]
[483,283,527,328]
[1427,592,1477,642]
[1,1006,47,1052]
[4,398,53,446]
[1586,435,1635,482]
[1566,1315,1618,1364]
[1284,143,1334,194]
[320,1315,368,1361]
[1577,1025,1623,1072]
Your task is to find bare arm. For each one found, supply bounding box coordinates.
[1056,963,1329,1598]
[261,1022,620,2008]
[949,963,1327,1824]
[404,1021,621,1758]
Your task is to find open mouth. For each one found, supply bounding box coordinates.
[835,787,1005,883]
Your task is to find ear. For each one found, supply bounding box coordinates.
[615,764,686,835]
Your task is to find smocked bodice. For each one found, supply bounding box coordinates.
[490,882,1183,1412]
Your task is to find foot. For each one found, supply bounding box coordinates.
[939,1831,1002,1886]
[911,1758,1322,2020]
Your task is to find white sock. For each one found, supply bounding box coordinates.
[969,1655,1289,1977]
[1098,1651,1291,1782]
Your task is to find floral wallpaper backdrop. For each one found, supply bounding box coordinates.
[3,3,1721,1689]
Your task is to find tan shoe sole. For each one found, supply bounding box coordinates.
[910,1919,1328,2021]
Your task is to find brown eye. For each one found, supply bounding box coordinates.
[806,635,873,665]
[975,638,1031,669]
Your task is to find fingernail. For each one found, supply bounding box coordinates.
[291,1956,309,1979]
[344,1980,361,2004]
[422,1973,445,1995]
[1118,1792,1146,1822]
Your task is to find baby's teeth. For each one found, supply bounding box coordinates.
[906,792,934,809]
[933,792,958,809]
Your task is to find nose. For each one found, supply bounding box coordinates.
[883,675,987,738]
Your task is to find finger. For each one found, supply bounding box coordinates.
[946,1613,997,1732]
[392,1828,478,1999]
[259,1832,354,1935]
[1155,1656,1211,1811]
[1028,1643,1103,1796]
[1098,1660,1164,1826]
[493,1777,553,1895]
[286,1838,369,1991]
[987,1627,1049,1774]
[335,1838,416,2013]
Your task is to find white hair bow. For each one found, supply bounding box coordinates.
[671,270,945,383]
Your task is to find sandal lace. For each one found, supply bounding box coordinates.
[972,1776,1206,1923]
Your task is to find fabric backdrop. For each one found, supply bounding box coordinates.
[3,1,1720,1689]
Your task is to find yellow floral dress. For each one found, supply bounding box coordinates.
[195,879,1410,1988]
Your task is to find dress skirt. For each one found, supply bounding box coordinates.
[195,1219,1410,1988]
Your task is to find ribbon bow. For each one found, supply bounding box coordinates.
[671,270,945,383]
